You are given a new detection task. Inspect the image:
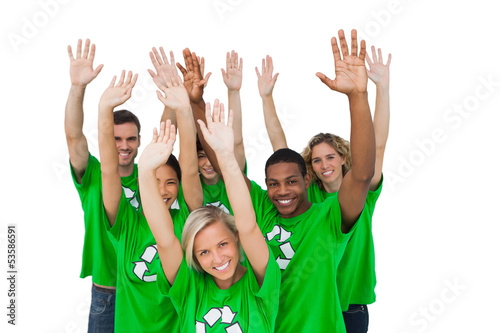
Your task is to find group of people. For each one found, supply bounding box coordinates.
[65,29,391,333]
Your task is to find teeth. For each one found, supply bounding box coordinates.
[278,199,292,204]
[214,261,229,271]
[322,171,333,176]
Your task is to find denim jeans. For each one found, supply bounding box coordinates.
[87,284,116,333]
[343,304,369,333]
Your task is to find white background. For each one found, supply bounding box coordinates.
[1,0,499,332]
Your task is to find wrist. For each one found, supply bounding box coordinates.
[347,91,368,101]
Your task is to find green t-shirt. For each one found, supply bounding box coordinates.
[157,246,281,333]
[308,178,382,311]
[201,178,232,214]
[250,181,368,333]
[70,153,141,286]
[107,186,189,332]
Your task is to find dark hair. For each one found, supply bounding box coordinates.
[113,110,141,135]
[265,148,307,178]
[166,154,182,181]
[196,135,203,153]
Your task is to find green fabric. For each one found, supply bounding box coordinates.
[250,181,361,333]
[201,178,232,214]
[157,247,280,333]
[70,153,141,286]
[108,186,189,332]
[200,161,247,215]
[308,178,382,311]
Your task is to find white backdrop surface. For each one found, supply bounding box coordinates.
[1,0,499,332]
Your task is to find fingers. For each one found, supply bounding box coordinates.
[159,47,168,64]
[176,62,187,76]
[227,108,233,128]
[386,53,392,66]
[358,39,366,62]
[67,45,74,60]
[192,52,202,76]
[255,66,261,78]
[200,72,211,87]
[212,99,220,123]
[83,39,91,59]
[338,30,348,58]
[316,72,335,90]
[370,45,377,63]
[94,64,104,77]
[76,39,82,59]
[267,55,273,73]
[109,75,117,88]
[350,29,358,57]
[150,49,160,68]
[117,70,126,86]
[158,121,166,141]
[151,127,159,144]
[331,37,341,63]
[183,48,194,71]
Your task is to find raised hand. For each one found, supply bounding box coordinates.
[255,55,279,97]
[153,70,190,112]
[68,39,104,87]
[316,29,368,96]
[139,120,177,171]
[176,48,211,103]
[148,47,178,87]
[99,70,138,109]
[221,50,242,91]
[366,46,391,88]
[197,99,234,155]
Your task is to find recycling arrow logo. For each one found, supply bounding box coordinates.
[196,306,242,333]
[123,185,140,210]
[266,225,295,270]
[132,245,157,282]
[206,201,230,214]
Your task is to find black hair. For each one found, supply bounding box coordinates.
[265,148,307,178]
[166,154,182,181]
[113,110,141,135]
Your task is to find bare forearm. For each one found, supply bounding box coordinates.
[373,85,390,150]
[192,98,222,174]
[177,106,203,210]
[348,92,375,182]
[262,95,287,151]
[228,90,246,171]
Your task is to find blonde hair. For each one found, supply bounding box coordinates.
[301,133,351,190]
[182,206,243,273]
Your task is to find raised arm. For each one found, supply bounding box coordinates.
[153,69,203,211]
[139,121,183,285]
[256,55,287,151]
[366,46,391,190]
[148,47,179,128]
[177,49,220,173]
[198,101,268,286]
[317,29,375,232]
[65,39,104,182]
[221,50,246,171]
[98,71,138,226]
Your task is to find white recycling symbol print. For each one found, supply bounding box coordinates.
[123,186,140,210]
[266,225,295,270]
[196,306,242,333]
[205,201,230,214]
[133,245,157,282]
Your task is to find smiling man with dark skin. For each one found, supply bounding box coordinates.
[246,29,375,332]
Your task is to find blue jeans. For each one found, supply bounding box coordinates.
[88,284,116,333]
[343,304,369,333]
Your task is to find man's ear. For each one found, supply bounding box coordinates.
[304,173,312,189]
